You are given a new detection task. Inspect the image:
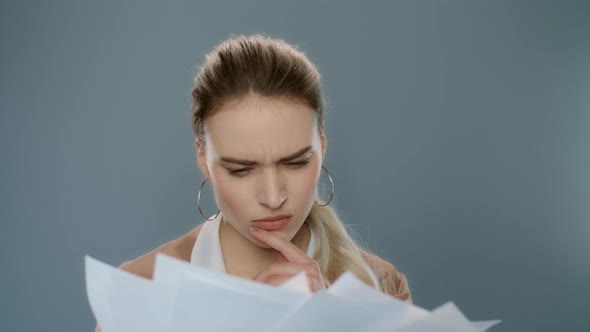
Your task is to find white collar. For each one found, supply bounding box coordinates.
[190,213,316,273]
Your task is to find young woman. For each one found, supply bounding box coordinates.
[96,33,411,332]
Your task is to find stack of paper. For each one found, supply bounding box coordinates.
[85,254,500,332]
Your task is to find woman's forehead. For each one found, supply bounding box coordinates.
[204,96,319,158]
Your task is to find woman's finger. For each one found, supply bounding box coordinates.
[248,227,311,264]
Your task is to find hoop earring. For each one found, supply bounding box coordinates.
[197,178,220,221]
[314,165,334,207]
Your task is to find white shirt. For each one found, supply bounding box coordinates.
[190,213,316,273]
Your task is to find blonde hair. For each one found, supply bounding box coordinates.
[190,33,382,291]
[307,204,382,290]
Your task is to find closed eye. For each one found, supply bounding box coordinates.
[227,160,310,177]
[285,160,310,168]
[228,168,251,176]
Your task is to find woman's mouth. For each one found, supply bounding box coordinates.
[252,216,291,230]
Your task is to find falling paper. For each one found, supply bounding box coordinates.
[85,254,501,332]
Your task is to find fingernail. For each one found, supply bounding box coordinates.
[248,226,260,232]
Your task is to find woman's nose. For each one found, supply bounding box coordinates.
[257,169,287,209]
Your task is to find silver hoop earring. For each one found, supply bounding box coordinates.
[197,178,220,221]
[314,165,334,207]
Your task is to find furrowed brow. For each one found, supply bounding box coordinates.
[220,146,312,166]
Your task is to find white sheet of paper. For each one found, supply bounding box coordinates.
[329,271,501,332]
[85,256,172,332]
[153,253,311,301]
[277,271,311,294]
[269,291,388,332]
[396,302,482,332]
[85,255,501,332]
[153,253,311,331]
[471,320,503,331]
[168,272,303,331]
[329,272,430,330]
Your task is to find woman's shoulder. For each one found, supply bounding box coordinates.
[95,224,203,332]
[358,249,413,304]
[118,223,204,280]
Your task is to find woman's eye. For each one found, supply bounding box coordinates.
[228,161,309,176]
[228,168,251,176]
[285,160,310,168]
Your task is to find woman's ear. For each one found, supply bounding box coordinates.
[320,123,327,161]
[196,140,210,179]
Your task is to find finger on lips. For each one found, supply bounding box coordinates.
[248,226,325,291]
[248,226,309,263]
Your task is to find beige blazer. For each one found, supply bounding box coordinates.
[360,249,413,304]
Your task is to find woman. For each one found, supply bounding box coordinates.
[96,33,411,331]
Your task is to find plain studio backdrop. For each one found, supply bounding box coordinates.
[1,1,589,331]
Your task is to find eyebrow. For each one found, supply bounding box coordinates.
[220,146,313,166]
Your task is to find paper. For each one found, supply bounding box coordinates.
[85,256,171,332]
[85,254,501,331]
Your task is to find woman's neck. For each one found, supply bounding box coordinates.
[218,216,311,280]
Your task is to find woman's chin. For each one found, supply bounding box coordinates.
[248,230,292,248]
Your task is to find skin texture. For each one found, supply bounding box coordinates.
[196,95,327,280]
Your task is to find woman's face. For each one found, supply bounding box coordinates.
[196,95,327,248]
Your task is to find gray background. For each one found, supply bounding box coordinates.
[1,1,589,331]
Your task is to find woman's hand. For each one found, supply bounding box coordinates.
[248,226,326,292]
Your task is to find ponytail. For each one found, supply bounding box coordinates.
[307,204,383,291]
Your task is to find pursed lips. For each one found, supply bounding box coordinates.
[253,214,291,222]
[252,215,292,230]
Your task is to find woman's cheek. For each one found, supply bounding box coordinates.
[297,163,321,203]
[212,172,248,219]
